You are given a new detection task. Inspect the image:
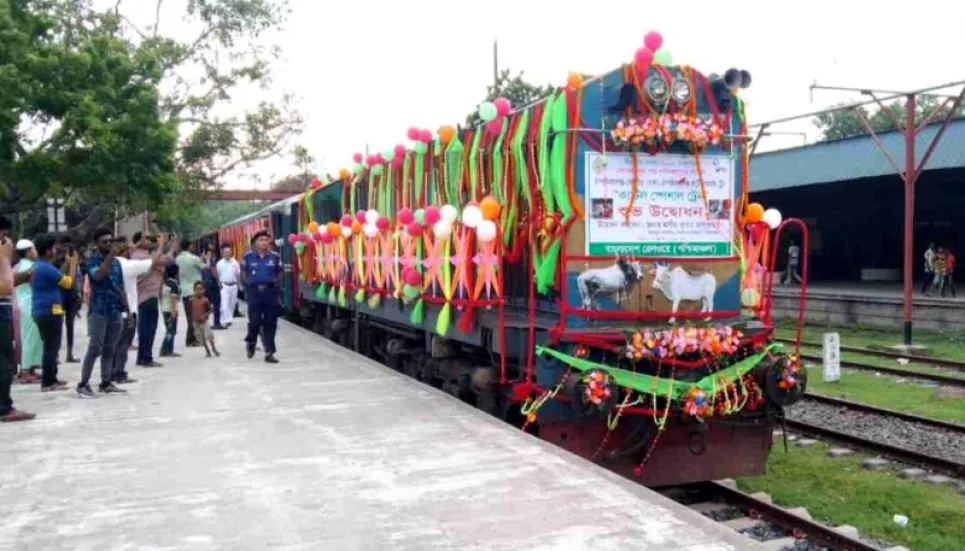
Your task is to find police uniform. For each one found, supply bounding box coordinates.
[242,249,282,360]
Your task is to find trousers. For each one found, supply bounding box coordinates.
[160,312,177,356]
[183,297,197,346]
[0,318,15,415]
[137,298,159,364]
[81,313,123,388]
[63,291,81,359]
[207,281,221,327]
[112,314,136,381]
[220,284,239,326]
[245,287,280,354]
[34,314,63,387]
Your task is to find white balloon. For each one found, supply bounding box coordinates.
[365,209,379,225]
[462,205,483,228]
[762,208,782,230]
[341,226,353,238]
[433,220,453,239]
[363,223,379,238]
[440,204,458,224]
[477,220,497,242]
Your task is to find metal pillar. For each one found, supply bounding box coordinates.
[902,95,915,345]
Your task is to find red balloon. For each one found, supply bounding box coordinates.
[485,119,503,135]
[424,206,441,226]
[406,127,420,141]
[493,97,512,117]
[401,266,416,281]
[310,178,321,189]
[376,216,390,230]
[340,214,353,227]
[419,129,432,143]
[643,31,663,52]
[399,208,414,225]
[394,144,407,158]
[287,234,297,246]
[634,47,653,69]
[352,152,363,164]
[404,269,422,287]
[407,221,422,236]
[356,210,366,224]
[391,157,403,169]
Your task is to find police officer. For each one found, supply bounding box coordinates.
[242,230,282,363]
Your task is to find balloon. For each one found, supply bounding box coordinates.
[320,232,334,244]
[478,101,497,122]
[376,216,390,230]
[294,242,305,254]
[287,234,298,246]
[394,144,406,158]
[477,220,497,242]
[352,152,363,164]
[634,47,653,69]
[653,49,673,66]
[307,221,319,233]
[403,283,421,300]
[479,196,500,221]
[399,208,414,225]
[419,129,432,143]
[424,206,441,226]
[485,119,503,135]
[763,208,783,230]
[375,153,385,164]
[493,97,512,117]
[407,221,422,236]
[363,223,379,239]
[401,266,416,282]
[356,210,366,224]
[741,288,759,308]
[327,222,341,237]
[404,269,422,287]
[340,214,353,227]
[353,164,365,174]
[643,30,663,52]
[413,141,428,154]
[390,157,403,169]
[371,165,384,176]
[567,72,584,90]
[433,220,452,239]
[350,220,362,235]
[382,148,395,162]
[462,204,483,228]
[365,209,379,225]
[366,155,377,166]
[744,203,765,224]
[339,168,351,180]
[440,204,458,223]
[341,226,353,238]
[414,208,426,225]
[407,127,420,141]
[438,125,456,144]
[310,178,321,189]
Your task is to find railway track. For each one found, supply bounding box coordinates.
[803,392,965,434]
[797,352,965,388]
[777,337,965,373]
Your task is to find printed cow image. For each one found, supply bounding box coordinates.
[650,262,717,323]
[577,259,646,310]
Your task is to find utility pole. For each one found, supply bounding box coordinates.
[493,39,499,88]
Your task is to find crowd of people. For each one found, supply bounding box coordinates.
[922,243,957,298]
[0,215,283,423]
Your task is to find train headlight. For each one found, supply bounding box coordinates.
[671,78,691,103]
[645,75,668,104]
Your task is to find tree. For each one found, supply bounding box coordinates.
[154,197,270,238]
[813,96,965,142]
[466,69,555,124]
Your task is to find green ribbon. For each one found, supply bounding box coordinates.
[468,129,482,200]
[445,138,464,205]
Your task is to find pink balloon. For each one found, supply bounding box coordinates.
[406,127,420,141]
[424,206,441,226]
[352,152,363,164]
[485,119,503,135]
[405,269,422,287]
[287,234,297,246]
[375,153,385,164]
[634,47,653,69]
[320,232,334,244]
[418,129,431,143]
[398,208,414,225]
[394,144,406,158]
[407,221,422,236]
[366,155,377,166]
[376,216,390,230]
[643,31,663,52]
[401,266,416,281]
[493,97,512,117]
[340,214,353,227]
[391,157,403,169]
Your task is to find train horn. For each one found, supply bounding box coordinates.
[739,69,752,89]
[723,68,742,90]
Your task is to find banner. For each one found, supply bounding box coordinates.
[584,152,735,257]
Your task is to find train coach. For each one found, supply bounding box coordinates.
[215,32,810,488]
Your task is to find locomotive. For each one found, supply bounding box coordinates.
[211,34,809,487]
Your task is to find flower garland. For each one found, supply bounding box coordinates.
[778,352,804,390]
[582,370,613,408]
[611,114,723,154]
[625,325,743,361]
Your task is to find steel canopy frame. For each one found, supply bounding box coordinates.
[750,80,965,346]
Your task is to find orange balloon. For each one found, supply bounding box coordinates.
[438,125,456,145]
[567,72,584,90]
[326,222,340,237]
[479,195,501,221]
[745,203,765,224]
[338,168,351,180]
[350,220,362,235]
[307,221,319,233]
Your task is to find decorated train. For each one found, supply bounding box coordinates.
[210,31,809,487]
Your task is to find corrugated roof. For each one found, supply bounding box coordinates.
[750,119,965,192]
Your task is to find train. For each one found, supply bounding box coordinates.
[205,33,810,487]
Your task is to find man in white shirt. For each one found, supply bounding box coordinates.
[112,235,165,384]
[216,244,241,328]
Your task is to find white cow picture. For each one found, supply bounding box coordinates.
[650,262,717,323]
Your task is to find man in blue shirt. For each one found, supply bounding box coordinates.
[31,234,77,391]
[78,227,129,398]
[0,215,35,422]
[242,230,283,363]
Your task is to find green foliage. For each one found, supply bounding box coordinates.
[153,196,269,238]
[813,96,965,142]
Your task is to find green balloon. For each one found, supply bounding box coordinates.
[404,284,421,300]
[414,209,425,225]
[294,242,306,254]
[382,148,395,162]
[653,49,673,66]
[371,165,384,176]
[413,142,428,154]
[478,101,497,122]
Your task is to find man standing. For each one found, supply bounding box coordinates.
[30,233,77,392]
[132,231,166,367]
[176,238,210,347]
[944,248,957,298]
[0,216,35,421]
[216,244,241,329]
[78,228,128,398]
[242,230,282,363]
[112,235,164,384]
[784,241,802,286]
[203,243,223,330]
[923,242,936,294]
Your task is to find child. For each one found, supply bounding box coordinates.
[189,281,219,358]
[159,263,180,358]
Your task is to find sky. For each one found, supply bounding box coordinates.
[120,0,965,189]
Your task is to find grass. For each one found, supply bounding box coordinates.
[803,365,965,424]
[738,440,965,551]
[799,345,965,381]
[775,319,965,362]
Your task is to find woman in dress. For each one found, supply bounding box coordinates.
[14,240,42,383]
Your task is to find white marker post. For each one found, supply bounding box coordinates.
[823,332,841,382]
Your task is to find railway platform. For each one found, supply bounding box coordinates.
[1,317,758,550]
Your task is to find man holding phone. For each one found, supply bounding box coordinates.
[1,215,35,421]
